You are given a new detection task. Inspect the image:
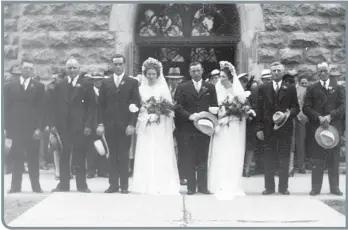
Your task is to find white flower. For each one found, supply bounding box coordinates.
[238,91,251,104]
[129,104,139,113]
[154,96,161,102]
[218,106,226,117]
[148,114,159,122]
[209,107,219,114]
[219,117,229,125]
[247,109,256,117]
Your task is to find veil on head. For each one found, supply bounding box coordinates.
[140,57,172,102]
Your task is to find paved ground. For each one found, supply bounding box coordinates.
[3,169,346,228]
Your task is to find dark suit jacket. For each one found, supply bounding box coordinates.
[47,74,95,141]
[303,80,345,157]
[175,80,218,135]
[4,78,45,140]
[98,75,141,132]
[255,82,300,139]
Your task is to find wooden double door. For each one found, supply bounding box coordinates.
[139,45,236,81]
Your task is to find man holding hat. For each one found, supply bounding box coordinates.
[86,71,109,179]
[255,62,300,195]
[303,62,345,196]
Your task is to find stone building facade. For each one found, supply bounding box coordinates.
[3,3,345,83]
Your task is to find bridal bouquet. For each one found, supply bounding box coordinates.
[142,96,175,125]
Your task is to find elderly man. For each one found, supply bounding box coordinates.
[256,62,300,195]
[48,58,95,193]
[4,59,45,193]
[303,62,345,196]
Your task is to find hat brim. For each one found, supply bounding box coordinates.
[94,135,109,156]
[89,76,105,79]
[261,75,272,79]
[273,110,291,130]
[315,125,340,149]
[166,75,184,79]
[193,111,218,136]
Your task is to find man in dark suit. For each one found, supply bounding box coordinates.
[86,71,109,178]
[48,58,94,193]
[175,62,218,195]
[97,54,141,194]
[4,59,45,193]
[303,62,345,196]
[255,62,300,195]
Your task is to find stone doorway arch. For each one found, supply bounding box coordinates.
[109,4,265,78]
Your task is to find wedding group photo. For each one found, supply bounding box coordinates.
[2,2,347,228]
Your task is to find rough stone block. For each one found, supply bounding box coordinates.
[89,17,110,31]
[318,4,345,17]
[22,33,48,48]
[323,33,344,48]
[4,45,19,59]
[288,32,322,48]
[4,60,21,72]
[304,48,331,64]
[47,32,70,48]
[264,17,279,31]
[70,31,115,48]
[258,48,278,63]
[19,16,61,32]
[4,19,18,32]
[70,4,112,16]
[279,48,303,64]
[22,49,58,64]
[22,4,70,15]
[301,17,330,31]
[296,64,317,79]
[332,49,345,63]
[258,32,288,49]
[3,4,11,17]
[279,17,301,32]
[80,64,109,73]
[292,3,316,16]
[63,48,87,64]
[86,47,116,63]
[262,4,286,15]
[330,17,346,32]
[60,16,91,31]
[4,33,11,45]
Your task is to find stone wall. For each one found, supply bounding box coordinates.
[4,3,114,82]
[258,3,346,80]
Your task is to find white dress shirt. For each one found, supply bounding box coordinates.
[114,72,125,87]
[93,86,99,97]
[320,79,330,89]
[193,79,202,92]
[67,75,79,87]
[273,80,282,92]
[20,76,30,90]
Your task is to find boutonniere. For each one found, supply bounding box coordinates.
[328,86,335,93]
[282,85,287,90]
[120,81,125,86]
[75,84,81,88]
[201,86,208,93]
[29,84,34,89]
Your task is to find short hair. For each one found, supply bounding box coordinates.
[66,58,80,66]
[21,58,34,65]
[317,62,329,70]
[220,67,234,81]
[189,62,203,70]
[270,62,284,70]
[111,54,126,63]
[299,75,308,82]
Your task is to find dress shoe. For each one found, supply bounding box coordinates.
[262,190,275,195]
[121,189,129,194]
[78,188,91,193]
[180,179,187,185]
[104,187,119,193]
[330,189,343,196]
[310,190,320,196]
[198,190,211,195]
[279,190,290,195]
[33,189,44,193]
[187,190,195,195]
[8,189,21,194]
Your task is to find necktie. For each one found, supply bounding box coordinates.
[21,79,26,90]
[195,82,200,93]
[323,80,327,90]
[115,76,120,87]
[69,77,74,87]
[275,83,280,93]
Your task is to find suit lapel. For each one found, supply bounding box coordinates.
[315,82,328,106]
[265,83,275,105]
[197,81,207,99]
[115,75,128,94]
[277,82,287,103]
[189,80,199,98]
[69,76,83,102]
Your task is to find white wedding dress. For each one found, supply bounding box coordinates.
[131,74,180,195]
[208,77,247,200]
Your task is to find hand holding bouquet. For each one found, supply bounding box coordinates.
[142,96,175,125]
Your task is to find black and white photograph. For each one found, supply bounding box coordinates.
[2,2,347,228]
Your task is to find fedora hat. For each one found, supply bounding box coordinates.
[210,69,220,76]
[315,125,340,149]
[166,67,184,79]
[89,71,105,79]
[194,111,218,136]
[273,110,290,130]
[94,135,109,156]
[261,69,272,79]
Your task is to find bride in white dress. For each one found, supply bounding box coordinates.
[131,57,180,195]
[208,61,249,200]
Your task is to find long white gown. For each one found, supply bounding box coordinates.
[131,79,181,195]
[208,80,247,200]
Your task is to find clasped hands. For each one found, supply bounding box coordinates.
[189,113,201,121]
[319,115,332,129]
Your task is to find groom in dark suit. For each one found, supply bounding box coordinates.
[175,62,218,195]
[97,54,141,194]
[256,62,300,195]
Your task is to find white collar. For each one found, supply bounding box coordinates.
[193,79,202,85]
[20,76,30,89]
[114,72,125,80]
[273,80,282,86]
[320,78,330,86]
[68,75,79,85]
[93,86,99,96]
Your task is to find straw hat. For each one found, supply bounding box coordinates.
[94,135,109,156]
[273,110,291,130]
[238,73,248,79]
[193,111,219,136]
[89,71,106,79]
[210,69,220,76]
[261,69,272,79]
[315,125,340,149]
[166,67,184,79]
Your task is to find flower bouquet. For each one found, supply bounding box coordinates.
[142,96,175,125]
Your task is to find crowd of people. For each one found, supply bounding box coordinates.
[3,54,345,198]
